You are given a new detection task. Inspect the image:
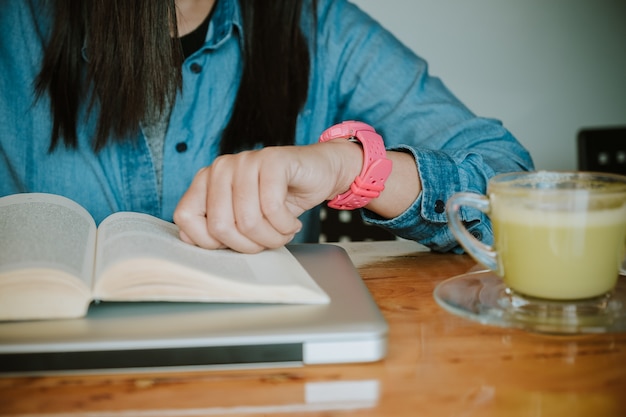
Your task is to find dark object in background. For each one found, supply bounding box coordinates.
[319,206,396,242]
[577,126,626,175]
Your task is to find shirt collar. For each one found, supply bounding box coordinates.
[205,0,243,51]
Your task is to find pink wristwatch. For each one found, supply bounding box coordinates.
[318,121,393,210]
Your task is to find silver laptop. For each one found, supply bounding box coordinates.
[0,244,388,375]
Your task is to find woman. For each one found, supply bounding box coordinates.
[0,0,533,253]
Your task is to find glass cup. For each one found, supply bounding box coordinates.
[440,171,626,333]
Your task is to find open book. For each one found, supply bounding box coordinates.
[0,193,329,321]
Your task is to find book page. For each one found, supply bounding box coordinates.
[0,193,96,285]
[93,212,329,303]
[0,193,96,320]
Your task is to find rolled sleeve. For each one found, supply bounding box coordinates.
[362,144,497,253]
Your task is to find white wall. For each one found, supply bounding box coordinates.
[352,0,626,170]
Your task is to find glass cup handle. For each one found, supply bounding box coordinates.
[446,192,500,275]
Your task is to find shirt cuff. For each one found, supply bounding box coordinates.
[360,145,493,252]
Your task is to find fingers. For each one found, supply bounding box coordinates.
[174,151,303,253]
[173,167,225,250]
[204,155,279,253]
[256,152,304,235]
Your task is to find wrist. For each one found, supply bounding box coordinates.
[323,139,365,200]
[318,121,392,210]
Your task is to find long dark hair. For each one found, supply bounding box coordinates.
[35,0,313,154]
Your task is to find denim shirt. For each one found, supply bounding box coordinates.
[0,0,533,251]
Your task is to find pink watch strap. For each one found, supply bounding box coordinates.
[318,121,393,210]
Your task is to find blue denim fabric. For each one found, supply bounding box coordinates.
[0,0,533,251]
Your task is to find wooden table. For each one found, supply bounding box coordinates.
[1,241,625,416]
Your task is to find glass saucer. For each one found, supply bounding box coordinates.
[434,271,626,334]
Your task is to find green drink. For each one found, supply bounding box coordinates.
[447,171,626,301]
[443,171,626,333]
[492,204,626,299]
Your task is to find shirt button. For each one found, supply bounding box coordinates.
[189,63,202,73]
[175,142,188,153]
[471,230,482,240]
[434,199,446,214]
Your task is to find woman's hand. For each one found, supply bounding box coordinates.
[173,141,363,253]
[174,140,421,253]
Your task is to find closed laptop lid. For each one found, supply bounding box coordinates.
[0,244,388,375]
